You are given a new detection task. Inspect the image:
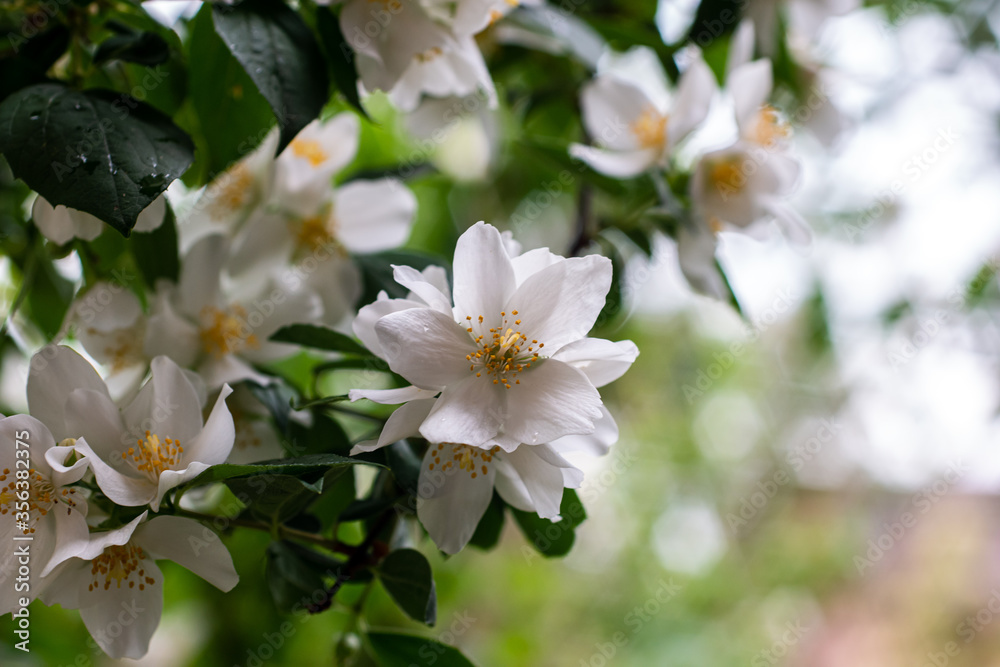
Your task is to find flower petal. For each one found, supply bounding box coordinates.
[32,196,104,244]
[349,386,437,405]
[133,195,167,233]
[351,398,435,454]
[730,59,773,133]
[74,438,155,507]
[64,388,128,460]
[568,144,660,179]
[419,376,502,447]
[451,221,516,324]
[580,75,654,152]
[27,345,110,441]
[502,359,602,445]
[375,308,477,389]
[353,294,425,358]
[506,254,612,353]
[677,222,726,299]
[143,285,202,367]
[550,338,638,387]
[416,443,496,554]
[181,384,235,468]
[123,356,204,443]
[135,515,239,592]
[669,56,716,147]
[333,180,417,253]
[79,559,163,659]
[392,264,453,314]
[177,234,227,319]
[499,445,568,519]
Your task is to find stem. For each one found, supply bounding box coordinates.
[174,508,357,557]
[568,184,593,257]
[293,394,351,411]
[326,404,387,424]
[308,510,395,614]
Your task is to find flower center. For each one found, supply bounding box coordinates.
[0,467,81,536]
[208,164,254,220]
[415,47,443,63]
[92,327,144,372]
[200,305,260,358]
[631,106,668,150]
[123,431,184,480]
[464,310,544,389]
[750,105,790,147]
[293,214,337,255]
[427,443,501,479]
[290,138,329,168]
[89,543,155,592]
[708,157,746,193]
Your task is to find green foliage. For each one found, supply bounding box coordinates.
[512,489,587,558]
[377,549,437,625]
[366,632,477,667]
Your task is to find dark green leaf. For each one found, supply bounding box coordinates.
[468,492,505,550]
[287,411,352,457]
[266,540,328,612]
[310,470,357,529]
[0,83,194,235]
[129,199,178,284]
[228,474,323,521]
[385,441,422,496]
[245,380,296,436]
[315,7,367,117]
[186,452,369,488]
[94,30,169,66]
[512,489,587,558]
[366,632,477,667]
[270,323,372,356]
[212,0,330,153]
[25,242,73,339]
[377,549,436,625]
[187,5,275,180]
[340,495,399,522]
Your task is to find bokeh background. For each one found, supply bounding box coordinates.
[4,0,1000,664]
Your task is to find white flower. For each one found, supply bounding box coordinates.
[341,0,496,112]
[144,234,324,388]
[0,414,89,613]
[27,346,235,511]
[350,221,636,450]
[32,195,166,245]
[40,512,238,659]
[225,384,286,464]
[271,115,361,209]
[348,317,633,553]
[451,0,541,37]
[569,54,715,178]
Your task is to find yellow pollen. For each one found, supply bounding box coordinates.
[200,305,260,358]
[208,164,254,220]
[415,47,443,63]
[125,432,183,480]
[90,543,152,592]
[465,310,543,389]
[432,444,496,479]
[0,467,80,533]
[630,106,668,150]
[290,138,328,167]
[750,105,790,147]
[709,157,746,193]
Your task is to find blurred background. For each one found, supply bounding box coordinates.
[4,0,1000,664]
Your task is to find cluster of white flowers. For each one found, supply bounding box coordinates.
[570,20,812,300]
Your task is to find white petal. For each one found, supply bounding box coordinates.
[493,460,533,512]
[375,308,477,389]
[352,295,425,359]
[392,264,452,314]
[351,398,435,454]
[333,180,417,253]
[730,59,773,133]
[416,443,496,554]
[124,356,204,444]
[27,345,110,441]
[349,385,437,405]
[502,359,602,445]
[226,208,296,277]
[506,254,612,352]
[580,76,655,152]
[181,384,235,467]
[419,376,502,447]
[73,281,142,333]
[274,114,361,206]
[79,560,163,659]
[550,405,619,458]
[763,198,812,248]
[32,196,104,244]
[0,414,56,477]
[40,500,91,577]
[143,285,202,367]
[669,56,716,146]
[500,445,568,519]
[177,234,227,319]
[135,515,239,591]
[726,20,755,74]
[509,247,560,286]
[677,223,725,299]
[133,195,167,233]
[550,338,638,387]
[451,221,516,323]
[64,388,127,460]
[569,144,660,179]
[74,438,155,507]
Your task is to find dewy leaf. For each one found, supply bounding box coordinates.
[0,83,194,236]
[270,323,373,357]
[366,632,477,667]
[212,0,329,154]
[377,549,437,626]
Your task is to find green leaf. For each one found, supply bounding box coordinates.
[366,632,476,667]
[385,441,421,496]
[0,83,194,236]
[511,488,587,558]
[0,25,69,103]
[212,0,330,153]
[270,323,372,356]
[24,242,73,339]
[129,199,178,284]
[266,540,329,612]
[187,4,276,180]
[468,492,505,550]
[94,29,169,66]
[287,411,352,457]
[377,549,437,626]
[315,7,367,117]
[185,452,369,488]
[228,474,324,521]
